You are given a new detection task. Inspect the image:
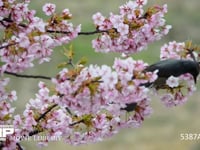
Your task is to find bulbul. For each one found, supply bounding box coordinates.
[142,59,200,89]
[123,59,200,112]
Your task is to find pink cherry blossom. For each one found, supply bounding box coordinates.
[136,0,147,7]
[160,93,174,107]
[39,57,157,145]
[18,33,30,48]
[166,76,179,88]
[160,41,198,61]
[8,0,15,3]
[92,3,171,54]
[0,1,3,7]
[159,73,196,107]
[119,1,138,15]
[13,115,23,127]
[0,0,80,73]
[109,14,123,28]
[117,23,129,35]
[92,12,105,26]
[29,17,47,32]
[42,3,56,16]
[62,8,72,18]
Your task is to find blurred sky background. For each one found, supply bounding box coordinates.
[5,0,200,150]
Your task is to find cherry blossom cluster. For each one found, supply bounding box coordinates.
[92,0,171,54]
[51,57,157,143]
[3,57,157,147]
[159,74,196,107]
[0,78,16,125]
[160,41,189,60]
[158,41,198,107]
[0,78,17,149]
[2,82,63,148]
[0,1,80,73]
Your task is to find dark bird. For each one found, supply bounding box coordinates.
[142,59,200,89]
[123,59,200,112]
[121,102,137,112]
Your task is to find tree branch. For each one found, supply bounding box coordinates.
[29,104,58,136]
[79,30,108,35]
[4,71,104,82]
[4,71,51,80]
[69,119,84,127]
[0,17,107,38]
[16,143,23,150]
[0,16,108,50]
[29,129,42,137]
[35,104,58,122]
[46,29,107,35]
[28,103,85,137]
[0,43,17,49]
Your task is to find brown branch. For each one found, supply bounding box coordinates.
[4,71,103,82]
[2,18,26,27]
[82,29,107,35]
[0,17,109,51]
[46,29,107,35]
[35,104,58,122]
[79,30,108,35]
[29,119,84,137]
[0,20,9,28]
[16,143,23,150]
[0,43,17,49]
[28,103,84,137]
[1,17,107,36]
[29,104,58,136]
[28,129,42,137]
[69,119,84,127]
[4,71,51,80]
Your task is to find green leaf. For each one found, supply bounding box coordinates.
[78,57,88,65]
[57,62,67,68]
[3,114,11,121]
[88,77,101,96]
[82,114,93,126]
[64,44,74,59]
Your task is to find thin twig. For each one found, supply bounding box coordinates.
[0,20,9,28]
[16,143,23,150]
[46,29,107,35]
[69,119,84,127]
[4,71,51,80]
[29,104,58,136]
[0,43,17,49]
[78,30,108,35]
[46,29,70,34]
[65,107,73,116]
[29,129,42,137]
[2,18,26,27]
[1,17,107,36]
[4,71,103,82]
[29,119,84,137]
[35,104,58,122]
